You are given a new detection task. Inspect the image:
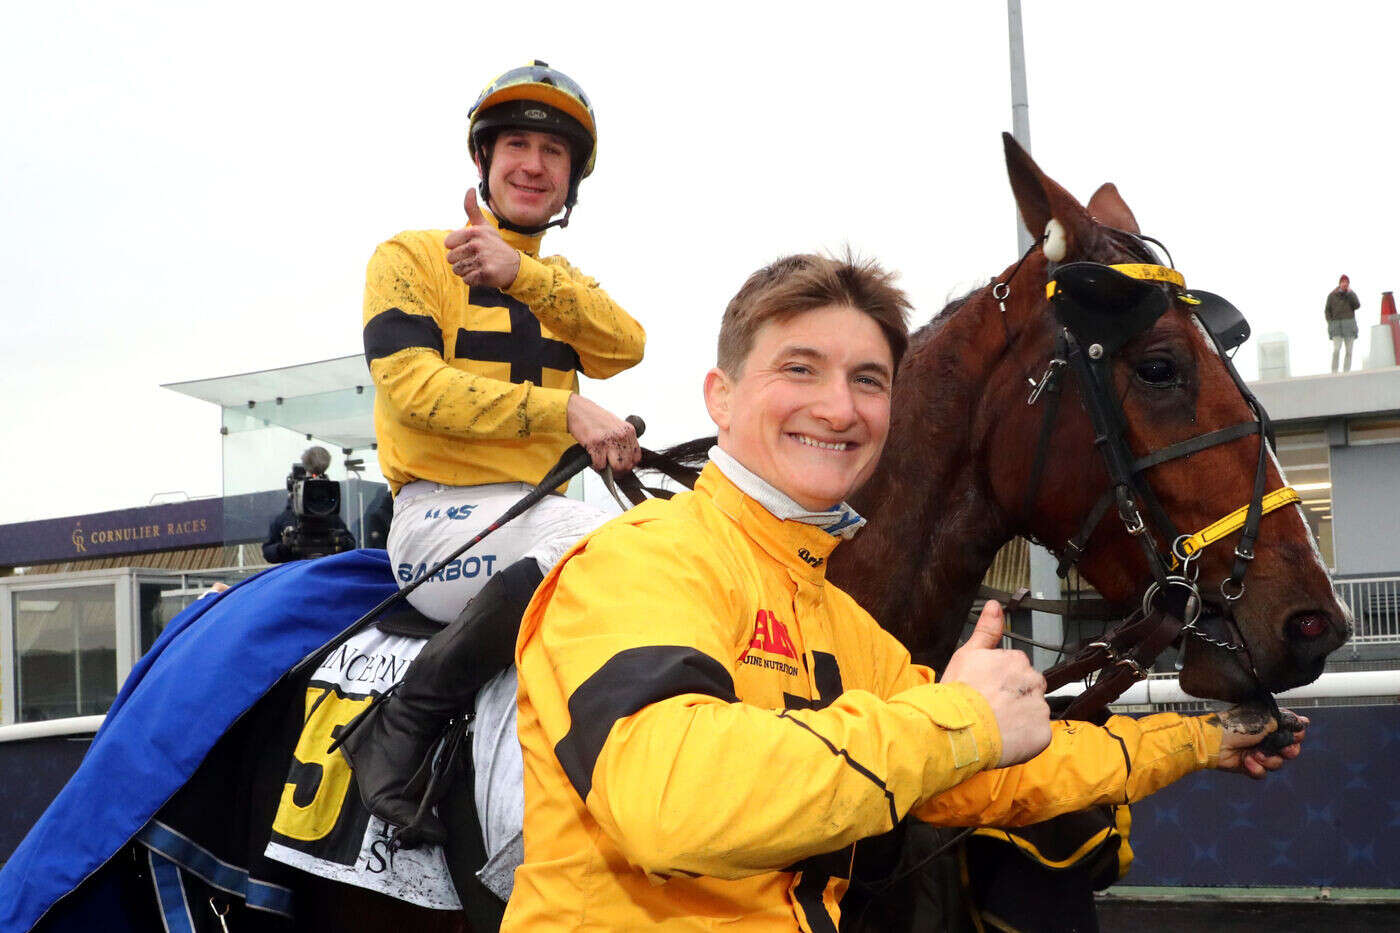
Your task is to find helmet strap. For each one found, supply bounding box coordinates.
[475,148,581,236]
[493,205,572,235]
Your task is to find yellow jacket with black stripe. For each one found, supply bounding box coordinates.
[362,213,645,493]
[503,464,1222,932]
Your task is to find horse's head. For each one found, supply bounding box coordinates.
[982,135,1350,702]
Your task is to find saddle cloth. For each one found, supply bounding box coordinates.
[263,626,462,910]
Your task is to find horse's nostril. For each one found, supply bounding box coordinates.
[1289,612,1331,641]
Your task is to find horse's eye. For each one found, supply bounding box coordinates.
[1135,357,1178,386]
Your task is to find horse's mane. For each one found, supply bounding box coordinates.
[913,288,981,345]
[638,437,716,490]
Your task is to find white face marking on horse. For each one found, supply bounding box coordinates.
[1043,219,1068,262]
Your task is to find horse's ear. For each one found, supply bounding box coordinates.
[1002,133,1097,259]
[1086,183,1140,233]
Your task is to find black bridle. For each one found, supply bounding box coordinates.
[849,241,1308,894]
[994,241,1299,739]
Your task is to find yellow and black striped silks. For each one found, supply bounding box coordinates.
[502,464,1223,932]
[361,211,644,493]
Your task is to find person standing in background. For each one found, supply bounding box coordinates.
[1326,274,1361,372]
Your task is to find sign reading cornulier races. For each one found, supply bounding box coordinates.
[0,499,225,566]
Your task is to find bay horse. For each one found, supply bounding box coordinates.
[825,134,1349,929]
[32,136,1348,932]
[836,135,1348,700]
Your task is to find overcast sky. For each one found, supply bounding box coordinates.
[2,2,1396,524]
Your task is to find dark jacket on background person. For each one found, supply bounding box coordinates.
[1325,289,1360,322]
[262,500,298,563]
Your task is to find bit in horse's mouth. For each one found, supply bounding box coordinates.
[1173,600,1237,651]
[1177,601,1340,699]
[1175,603,1266,703]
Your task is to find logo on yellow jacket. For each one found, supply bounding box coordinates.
[739,609,801,677]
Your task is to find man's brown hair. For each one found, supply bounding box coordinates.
[716,251,911,376]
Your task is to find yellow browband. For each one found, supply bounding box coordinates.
[1110,263,1186,287]
[1045,263,1186,299]
[1170,486,1302,569]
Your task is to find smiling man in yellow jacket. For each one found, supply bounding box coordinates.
[502,253,1305,931]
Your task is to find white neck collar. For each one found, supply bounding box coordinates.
[708,446,866,540]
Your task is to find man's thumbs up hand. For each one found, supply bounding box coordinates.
[464,187,488,226]
[963,599,1010,650]
[942,601,1051,767]
[445,188,520,288]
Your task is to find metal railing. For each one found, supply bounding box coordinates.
[1052,669,1400,705]
[1335,576,1400,644]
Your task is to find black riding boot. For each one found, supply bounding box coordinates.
[340,557,544,846]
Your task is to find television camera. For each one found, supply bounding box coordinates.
[281,447,356,559]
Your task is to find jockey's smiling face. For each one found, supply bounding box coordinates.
[704,304,893,511]
[478,129,572,229]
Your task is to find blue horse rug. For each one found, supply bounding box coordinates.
[0,550,397,933]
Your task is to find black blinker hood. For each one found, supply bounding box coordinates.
[1049,262,1171,355]
[1191,289,1251,353]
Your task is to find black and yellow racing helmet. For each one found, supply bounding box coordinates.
[468,61,597,232]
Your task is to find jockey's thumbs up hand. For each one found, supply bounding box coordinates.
[464,187,488,227]
[445,188,519,288]
[942,601,1051,768]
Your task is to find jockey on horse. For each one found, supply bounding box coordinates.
[343,60,645,878]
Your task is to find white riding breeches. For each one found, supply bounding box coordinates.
[386,480,609,896]
[387,480,607,624]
